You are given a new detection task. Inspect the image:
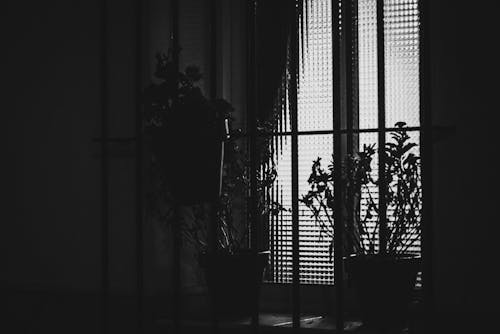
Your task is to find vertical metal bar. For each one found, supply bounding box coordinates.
[418,0,433,328]
[269,132,276,282]
[352,0,360,154]
[208,1,219,334]
[344,5,360,288]
[345,0,358,154]
[247,0,260,331]
[171,0,181,332]
[134,0,144,332]
[376,0,387,254]
[290,0,301,330]
[99,1,109,333]
[332,1,344,332]
[345,0,354,154]
[210,0,218,100]
[279,187,284,283]
[208,0,218,256]
[252,1,260,254]
[246,0,257,252]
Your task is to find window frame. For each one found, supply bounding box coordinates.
[258,0,429,312]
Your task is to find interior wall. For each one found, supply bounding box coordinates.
[3,0,499,325]
[2,0,147,297]
[2,1,153,331]
[429,0,500,317]
[1,0,245,298]
[2,0,102,293]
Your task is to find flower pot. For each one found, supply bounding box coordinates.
[199,250,269,319]
[345,254,421,332]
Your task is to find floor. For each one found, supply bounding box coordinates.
[3,290,495,334]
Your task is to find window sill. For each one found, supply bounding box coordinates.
[157,314,372,333]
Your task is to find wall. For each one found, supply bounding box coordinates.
[2,0,155,332]
[429,0,500,321]
[2,0,175,297]
[2,0,102,293]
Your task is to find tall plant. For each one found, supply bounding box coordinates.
[300,122,422,258]
[143,50,283,254]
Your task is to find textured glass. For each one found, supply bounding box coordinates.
[359,133,380,252]
[268,0,421,286]
[296,0,334,283]
[384,0,420,127]
[268,134,335,285]
[269,136,293,283]
[298,0,333,132]
[298,135,334,284]
[385,130,421,254]
[358,0,379,129]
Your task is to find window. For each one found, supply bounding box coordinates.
[266,0,422,285]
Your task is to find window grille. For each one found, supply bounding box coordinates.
[266,0,422,285]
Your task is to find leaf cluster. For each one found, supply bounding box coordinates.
[142,49,283,254]
[300,123,422,259]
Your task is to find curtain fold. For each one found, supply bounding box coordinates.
[256,0,295,123]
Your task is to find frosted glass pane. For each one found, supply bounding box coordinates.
[298,0,334,132]
[268,0,422,286]
[358,0,379,129]
[268,135,335,285]
[359,133,380,252]
[384,0,420,127]
[385,130,421,253]
[268,136,293,283]
[298,135,334,284]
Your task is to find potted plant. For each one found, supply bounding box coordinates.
[143,49,282,319]
[300,122,422,331]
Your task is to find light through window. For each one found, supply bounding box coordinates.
[267,0,421,285]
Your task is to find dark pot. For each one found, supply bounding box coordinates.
[199,250,269,319]
[345,254,421,332]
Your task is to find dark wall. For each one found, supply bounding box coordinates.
[429,0,500,316]
[1,0,245,297]
[2,0,150,296]
[2,1,102,292]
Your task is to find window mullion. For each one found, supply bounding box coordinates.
[376,0,388,254]
[347,0,359,154]
[333,0,345,332]
[418,0,433,316]
[290,0,301,329]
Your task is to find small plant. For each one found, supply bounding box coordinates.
[300,122,422,258]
